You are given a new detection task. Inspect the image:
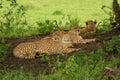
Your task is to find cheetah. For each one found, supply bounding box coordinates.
[52,30,66,41]
[68,26,83,43]
[79,20,96,37]
[13,30,83,59]
[68,26,96,44]
[13,31,62,59]
[35,31,80,55]
[13,42,38,59]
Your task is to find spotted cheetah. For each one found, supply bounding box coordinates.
[13,30,80,59]
[68,26,96,44]
[68,26,83,43]
[35,31,80,55]
[13,42,37,59]
[79,20,96,37]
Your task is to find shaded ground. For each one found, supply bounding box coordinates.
[0,29,120,75]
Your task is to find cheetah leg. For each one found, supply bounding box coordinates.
[79,38,96,44]
[65,47,81,53]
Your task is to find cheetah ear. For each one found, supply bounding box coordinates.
[94,21,97,24]
[94,20,97,24]
[86,21,88,25]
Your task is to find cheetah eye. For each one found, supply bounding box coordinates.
[54,38,57,40]
[77,30,80,32]
[54,37,59,41]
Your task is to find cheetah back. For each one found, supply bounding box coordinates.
[13,42,36,59]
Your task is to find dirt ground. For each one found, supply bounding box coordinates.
[0,29,120,75]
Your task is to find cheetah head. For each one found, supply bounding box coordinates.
[69,26,81,35]
[85,20,96,27]
[62,34,72,44]
[52,30,66,42]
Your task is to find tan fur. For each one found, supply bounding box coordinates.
[69,26,96,44]
[61,33,80,53]
[79,20,96,37]
[14,25,97,59]
[68,26,83,43]
[79,38,96,44]
[13,42,37,59]
[52,30,65,41]
[35,31,80,55]
[13,31,66,59]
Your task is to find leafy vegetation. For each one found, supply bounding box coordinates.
[106,35,120,55]
[0,44,11,62]
[40,54,50,63]
[36,20,59,34]
[97,5,115,33]
[0,45,120,80]
[0,0,27,43]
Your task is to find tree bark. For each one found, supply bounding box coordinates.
[113,0,120,28]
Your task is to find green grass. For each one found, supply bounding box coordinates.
[0,44,11,62]
[17,0,120,25]
[1,45,120,80]
[0,0,119,40]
